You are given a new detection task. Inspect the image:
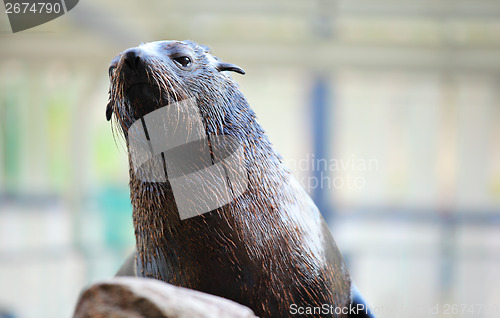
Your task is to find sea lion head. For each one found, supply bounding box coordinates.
[106,40,251,219]
[106,40,245,135]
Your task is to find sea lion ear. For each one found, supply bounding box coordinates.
[216,62,245,75]
[106,100,113,121]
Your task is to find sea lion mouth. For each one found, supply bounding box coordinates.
[125,81,161,104]
[125,82,150,95]
[119,76,162,121]
[109,64,173,127]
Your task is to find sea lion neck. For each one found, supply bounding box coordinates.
[128,85,277,223]
[127,83,281,281]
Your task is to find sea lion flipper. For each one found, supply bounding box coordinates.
[349,283,376,317]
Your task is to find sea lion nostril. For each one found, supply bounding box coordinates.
[123,49,142,70]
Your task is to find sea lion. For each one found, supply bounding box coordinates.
[106,40,375,317]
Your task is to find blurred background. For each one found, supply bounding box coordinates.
[1,0,499,317]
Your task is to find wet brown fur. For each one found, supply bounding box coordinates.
[107,40,351,317]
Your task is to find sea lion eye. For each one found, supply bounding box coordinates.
[173,56,192,68]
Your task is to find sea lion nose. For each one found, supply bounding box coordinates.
[122,48,143,71]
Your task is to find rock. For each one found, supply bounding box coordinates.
[73,277,258,318]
